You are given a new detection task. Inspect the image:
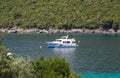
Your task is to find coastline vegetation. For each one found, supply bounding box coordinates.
[0,34,80,78]
[0,0,120,30]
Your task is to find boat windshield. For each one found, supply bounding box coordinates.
[60,35,68,39]
[56,40,62,42]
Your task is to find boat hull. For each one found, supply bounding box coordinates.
[47,42,78,48]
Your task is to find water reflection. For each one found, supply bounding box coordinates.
[53,48,76,53]
[52,48,77,72]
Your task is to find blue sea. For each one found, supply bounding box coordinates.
[3,33,120,78]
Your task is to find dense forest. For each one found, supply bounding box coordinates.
[0,0,120,30]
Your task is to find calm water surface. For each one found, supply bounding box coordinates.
[3,34,120,76]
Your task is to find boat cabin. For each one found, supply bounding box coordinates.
[47,35,78,48]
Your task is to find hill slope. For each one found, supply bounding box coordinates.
[0,0,120,30]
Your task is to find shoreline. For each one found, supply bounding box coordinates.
[0,27,120,34]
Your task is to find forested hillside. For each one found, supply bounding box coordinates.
[0,0,120,30]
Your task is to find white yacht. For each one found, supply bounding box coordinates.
[46,35,78,48]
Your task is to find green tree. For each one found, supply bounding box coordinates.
[32,56,71,78]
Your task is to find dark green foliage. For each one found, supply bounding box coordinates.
[0,55,74,78]
[102,20,113,30]
[0,0,120,29]
[32,56,70,78]
[14,13,22,19]
[112,22,120,31]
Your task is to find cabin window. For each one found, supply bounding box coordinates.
[63,41,70,43]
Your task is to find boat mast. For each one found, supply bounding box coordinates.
[66,35,69,39]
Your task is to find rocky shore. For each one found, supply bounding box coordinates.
[0,27,120,34]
